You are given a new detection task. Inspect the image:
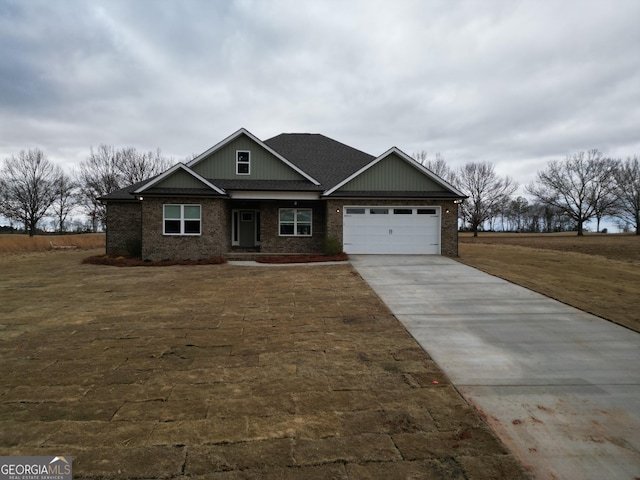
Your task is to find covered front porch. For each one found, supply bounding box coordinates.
[228,199,327,254]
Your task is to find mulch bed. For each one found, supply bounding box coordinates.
[83,253,349,267]
[255,253,349,263]
[82,255,227,267]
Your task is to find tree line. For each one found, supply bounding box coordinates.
[0,146,174,236]
[1,145,638,236]
[415,149,640,236]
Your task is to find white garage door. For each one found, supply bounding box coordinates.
[343,206,441,254]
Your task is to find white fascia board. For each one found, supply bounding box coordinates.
[323,146,466,198]
[228,190,321,200]
[134,163,226,195]
[389,147,467,197]
[187,127,321,186]
[187,128,249,167]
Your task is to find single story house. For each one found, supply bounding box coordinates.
[102,128,466,260]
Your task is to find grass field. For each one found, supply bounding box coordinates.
[0,233,105,254]
[458,232,640,333]
[0,249,527,478]
[2,231,637,333]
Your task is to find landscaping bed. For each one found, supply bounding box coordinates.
[82,254,227,267]
[255,253,348,263]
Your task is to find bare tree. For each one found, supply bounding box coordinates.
[76,145,121,231]
[413,151,456,184]
[508,196,529,231]
[50,172,78,232]
[76,145,174,231]
[116,147,173,185]
[0,149,61,236]
[526,202,545,233]
[527,150,618,236]
[593,187,618,233]
[613,156,640,234]
[413,150,429,164]
[457,162,518,236]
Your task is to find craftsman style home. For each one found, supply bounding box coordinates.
[102,128,466,260]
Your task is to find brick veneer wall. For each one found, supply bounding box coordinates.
[325,199,460,257]
[106,201,142,255]
[259,201,325,253]
[141,197,229,261]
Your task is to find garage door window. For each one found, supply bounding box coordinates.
[346,208,365,214]
[279,208,312,236]
[417,208,437,215]
[370,208,389,214]
[393,208,412,214]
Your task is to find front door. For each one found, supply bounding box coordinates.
[233,209,260,247]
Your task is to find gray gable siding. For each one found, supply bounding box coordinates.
[154,169,210,189]
[336,153,447,192]
[191,135,307,181]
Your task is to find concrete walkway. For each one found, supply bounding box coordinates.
[350,255,640,480]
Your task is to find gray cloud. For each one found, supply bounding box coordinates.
[1,0,639,190]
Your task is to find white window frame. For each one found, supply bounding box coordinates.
[278,208,312,237]
[163,204,201,236]
[236,150,251,175]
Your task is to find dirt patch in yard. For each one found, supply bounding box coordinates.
[458,233,640,333]
[0,249,529,479]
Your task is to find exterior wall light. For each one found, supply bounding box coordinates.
[445,208,450,214]
[336,208,340,213]
[137,196,144,201]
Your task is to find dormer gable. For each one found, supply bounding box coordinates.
[187,128,320,185]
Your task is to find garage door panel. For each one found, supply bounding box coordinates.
[343,206,440,255]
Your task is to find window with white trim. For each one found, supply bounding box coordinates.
[236,150,250,175]
[279,208,312,236]
[163,204,201,235]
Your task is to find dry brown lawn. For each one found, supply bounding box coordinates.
[0,249,528,479]
[458,233,640,333]
[0,233,105,254]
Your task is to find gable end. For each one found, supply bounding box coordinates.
[335,152,446,192]
[188,128,320,185]
[325,147,466,198]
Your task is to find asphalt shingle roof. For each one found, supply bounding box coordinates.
[264,133,375,190]
[100,178,150,201]
[102,132,464,201]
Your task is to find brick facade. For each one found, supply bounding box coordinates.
[258,201,326,253]
[325,198,460,257]
[105,201,142,255]
[106,197,459,259]
[141,197,230,261]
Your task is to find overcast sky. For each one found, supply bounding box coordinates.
[1,0,639,192]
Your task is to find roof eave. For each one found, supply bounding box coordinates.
[133,163,226,195]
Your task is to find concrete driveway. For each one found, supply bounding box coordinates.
[350,255,640,480]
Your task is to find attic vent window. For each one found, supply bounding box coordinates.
[236,150,250,175]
